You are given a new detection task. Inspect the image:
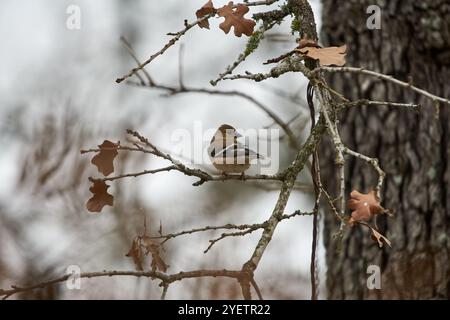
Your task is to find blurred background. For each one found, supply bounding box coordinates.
[0,0,324,299]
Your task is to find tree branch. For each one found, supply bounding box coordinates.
[242,116,326,274]
[115,0,280,83]
[124,129,285,186]
[0,269,245,300]
[316,66,450,106]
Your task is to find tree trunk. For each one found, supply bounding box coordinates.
[320,0,450,299]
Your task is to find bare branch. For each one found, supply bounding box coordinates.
[249,277,264,300]
[315,83,346,217]
[316,66,450,106]
[160,283,169,300]
[321,187,344,223]
[222,55,307,82]
[80,145,148,155]
[147,210,313,251]
[100,166,177,182]
[151,222,267,244]
[343,147,385,200]
[205,228,262,253]
[119,36,154,85]
[211,20,282,86]
[178,43,185,89]
[0,269,245,300]
[341,99,420,110]
[242,116,326,274]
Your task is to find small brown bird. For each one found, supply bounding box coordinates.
[208,124,263,175]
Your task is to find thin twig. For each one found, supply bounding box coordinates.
[150,222,266,244]
[148,210,313,251]
[178,43,185,89]
[211,21,281,86]
[341,99,420,110]
[160,283,169,300]
[249,277,264,300]
[343,147,386,200]
[308,81,321,301]
[205,230,258,253]
[315,83,346,218]
[222,55,307,82]
[100,166,177,182]
[120,36,154,85]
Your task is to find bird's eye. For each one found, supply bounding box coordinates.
[210,149,215,157]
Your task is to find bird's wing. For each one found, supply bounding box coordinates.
[214,143,263,159]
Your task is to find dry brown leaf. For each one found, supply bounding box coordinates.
[91,140,120,176]
[217,1,255,37]
[370,227,392,248]
[142,236,168,273]
[196,0,216,29]
[297,45,347,66]
[126,238,144,271]
[348,190,384,224]
[125,236,168,272]
[86,180,114,213]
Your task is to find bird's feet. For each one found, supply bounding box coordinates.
[221,171,228,181]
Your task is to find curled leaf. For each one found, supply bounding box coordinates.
[86,180,114,213]
[217,1,255,37]
[348,190,384,224]
[297,45,347,66]
[370,227,391,248]
[91,140,120,176]
[126,236,168,272]
[196,0,216,29]
[142,236,168,273]
[126,238,144,271]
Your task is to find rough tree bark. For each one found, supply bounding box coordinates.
[320,0,450,299]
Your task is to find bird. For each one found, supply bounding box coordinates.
[208,124,263,176]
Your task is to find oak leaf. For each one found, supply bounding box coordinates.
[126,236,168,272]
[142,236,168,273]
[348,190,384,224]
[217,2,255,37]
[370,227,392,248]
[297,45,347,66]
[196,0,216,29]
[91,140,120,176]
[86,180,114,213]
[126,238,144,271]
